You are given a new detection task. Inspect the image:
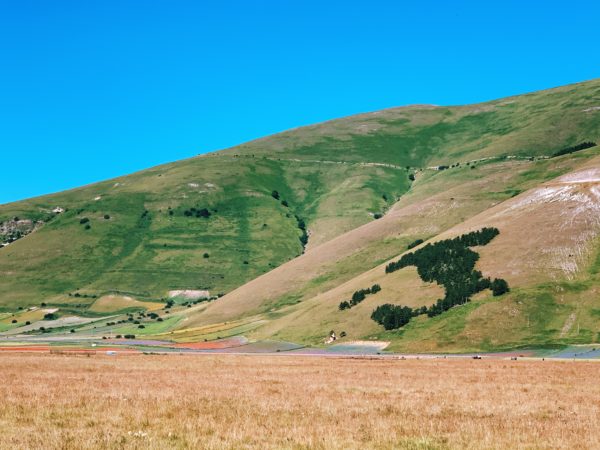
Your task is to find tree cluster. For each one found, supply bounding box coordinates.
[295,215,309,248]
[374,228,509,329]
[271,189,308,250]
[183,207,211,218]
[371,304,414,330]
[339,284,381,310]
[551,141,596,158]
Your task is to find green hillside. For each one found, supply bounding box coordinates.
[2,78,600,352]
[0,156,409,307]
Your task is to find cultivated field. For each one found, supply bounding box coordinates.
[1,354,599,449]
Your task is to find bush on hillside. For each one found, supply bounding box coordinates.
[339,284,383,311]
[551,141,596,158]
[491,278,509,296]
[371,304,413,330]
[184,207,211,218]
[339,301,351,310]
[407,238,424,250]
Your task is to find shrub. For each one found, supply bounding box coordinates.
[339,301,351,310]
[25,321,30,325]
[408,173,415,181]
[299,231,308,246]
[281,200,289,207]
[138,324,145,329]
[491,278,510,296]
[197,208,211,218]
[124,334,135,339]
[407,238,424,250]
[371,284,381,294]
[203,253,209,258]
[373,213,383,219]
[340,331,347,338]
[79,217,89,224]
[11,319,17,323]
[43,313,56,320]
[352,290,367,304]
[84,224,91,230]
[103,214,110,219]
[70,329,75,333]
[271,190,280,200]
[551,141,596,158]
[183,207,211,218]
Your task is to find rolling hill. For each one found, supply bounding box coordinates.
[2,78,600,352]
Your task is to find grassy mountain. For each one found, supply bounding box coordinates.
[2,78,600,351]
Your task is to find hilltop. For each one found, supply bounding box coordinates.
[1,78,600,352]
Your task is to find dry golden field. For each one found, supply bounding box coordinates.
[1,354,599,449]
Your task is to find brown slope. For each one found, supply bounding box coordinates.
[242,154,600,345]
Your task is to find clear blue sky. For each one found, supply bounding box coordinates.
[1,0,599,204]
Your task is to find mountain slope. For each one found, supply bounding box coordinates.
[2,78,600,351]
[0,156,409,307]
[224,154,600,351]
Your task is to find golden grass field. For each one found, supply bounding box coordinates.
[1,354,599,449]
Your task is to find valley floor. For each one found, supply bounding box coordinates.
[1,354,599,449]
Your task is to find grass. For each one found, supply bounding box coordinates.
[88,295,164,313]
[0,156,409,308]
[1,353,599,449]
[109,314,183,335]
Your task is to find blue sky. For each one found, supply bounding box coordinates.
[1,1,599,204]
